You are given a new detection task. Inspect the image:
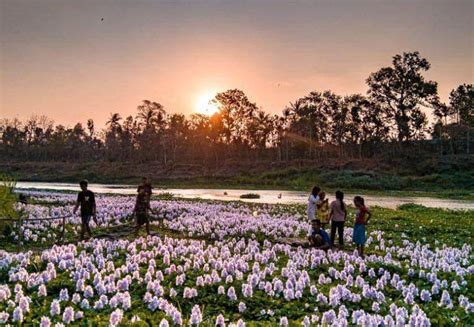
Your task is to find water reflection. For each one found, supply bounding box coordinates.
[15,182,474,210]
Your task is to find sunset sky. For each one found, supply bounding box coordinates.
[1,0,473,127]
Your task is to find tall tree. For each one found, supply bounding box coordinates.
[450,84,474,154]
[136,100,166,131]
[367,51,438,142]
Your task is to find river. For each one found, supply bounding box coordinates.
[15,181,474,210]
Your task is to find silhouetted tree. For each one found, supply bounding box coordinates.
[367,52,438,142]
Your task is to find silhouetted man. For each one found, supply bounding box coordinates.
[73,180,97,240]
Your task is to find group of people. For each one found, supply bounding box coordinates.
[73,177,155,240]
[72,180,372,257]
[307,186,371,257]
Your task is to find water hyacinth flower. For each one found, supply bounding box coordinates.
[238,302,246,313]
[420,290,431,302]
[279,317,288,326]
[50,299,61,316]
[302,316,310,327]
[12,307,23,323]
[190,305,202,325]
[218,285,225,295]
[0,312,9,324]
[215,314,226,326]
[59,288,69,301]
[62,306,75,324]
[227,287,237,301]
[440,290,453,308]
[242,284,253,298]
[109,308,123,327]
[38,284,47,297]
[40,316,51,327]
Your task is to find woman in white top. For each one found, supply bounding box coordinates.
[307,186,321,221]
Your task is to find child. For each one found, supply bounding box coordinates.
[317,191,330,226]
[352,196,371,257]
[73,180,98,241]
[307,219,331,250]
[307,186,320,222]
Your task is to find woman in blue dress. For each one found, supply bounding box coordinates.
[352,196,372,258]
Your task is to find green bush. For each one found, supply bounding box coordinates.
[240,193,261,199]
[0,175,18,235]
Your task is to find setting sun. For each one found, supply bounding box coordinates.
[195,91,219,115]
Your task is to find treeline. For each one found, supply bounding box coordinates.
[1,51,473,166]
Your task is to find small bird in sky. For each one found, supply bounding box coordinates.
[101,18,104,22]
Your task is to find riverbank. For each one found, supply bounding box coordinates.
[3,160,473,200]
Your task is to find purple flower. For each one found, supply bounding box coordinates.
[189,305,202,325]
[50,299,61,316]
[109,308,123,327]
[215,314,225,326]
[12,307,23,323]
[62,306,75,324]
[227,287,237,301]
[420,290,431,302]
[0,312,9,324]
[238,302,246,313]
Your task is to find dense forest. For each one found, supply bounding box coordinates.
[1,52,473,186]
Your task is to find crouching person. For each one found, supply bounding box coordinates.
[308,219,332,250]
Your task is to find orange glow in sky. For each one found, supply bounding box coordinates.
[0,0,472,127]
[195,91,220,116]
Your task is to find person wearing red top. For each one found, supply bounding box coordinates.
[352,196,372,257]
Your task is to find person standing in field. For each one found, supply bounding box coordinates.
[352,195,372,257]
[137,177,153,203]
[329,190,347,247]
[134,187,153,235]
[73,180,97,241]
[307,186,321,222]
[317,191,330,226]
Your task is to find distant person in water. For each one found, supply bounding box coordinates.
[137,177,153,202]
[317,191,330,226]
[307,186,321,222]
[329,190,347,247]
[73,180,97,241]
[352,196,372,257]
[307,219,331,250]
[134,187,154,235]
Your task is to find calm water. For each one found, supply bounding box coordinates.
[15,181,474,210]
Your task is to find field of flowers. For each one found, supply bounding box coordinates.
[0,191,473,326]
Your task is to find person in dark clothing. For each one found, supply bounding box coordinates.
[19,193,28,205]
[329,190,347,247]
[134,187,155,235]
[73,180,97,240]
[137,177,153,203]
